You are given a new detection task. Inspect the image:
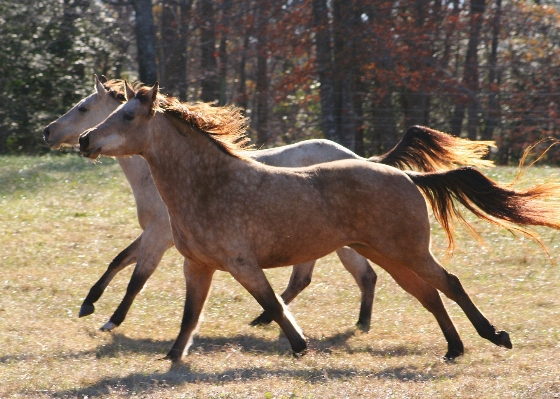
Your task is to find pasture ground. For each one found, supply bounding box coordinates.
[1,154,559,398]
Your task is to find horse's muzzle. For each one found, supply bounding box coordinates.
[79,133,89,152]
[79,133,101,159]
[43,126,51,142]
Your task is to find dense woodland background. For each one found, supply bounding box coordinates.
[1,0,559,163]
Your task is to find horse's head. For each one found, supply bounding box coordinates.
[80,81,159,159]
[43,75,122,149]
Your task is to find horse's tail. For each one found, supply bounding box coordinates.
[406,166,560,253]
[370,126,495,172]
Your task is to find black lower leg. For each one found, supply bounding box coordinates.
[79,239,140,317]
[106,272,151,328]
[446,273,512,349]
[356,271,377,331]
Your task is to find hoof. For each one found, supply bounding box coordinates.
[249,313,273,327]
[292,348,307,358]
[291,339,308,357]
[356,320,371,333]
[443,348,464,361]
[99,321,118,332]
[164,349,183,363]
[443,341,464,361]
[79,303,95,318]
[497,330,513,349]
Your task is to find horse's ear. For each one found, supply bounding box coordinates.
[146,82,159,105]
[124,80,135,101]
[94,74,108,96]
[99,75,108,84]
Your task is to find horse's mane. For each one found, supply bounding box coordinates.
[134,86,251,158]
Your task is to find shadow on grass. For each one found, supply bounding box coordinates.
[86,328,430,359]
[49,338,458,398]
[52,362,458,398]
[0,328,432,366]
[5,329,455,397]
[85,329,365,359]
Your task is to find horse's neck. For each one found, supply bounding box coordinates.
[116,155,165,217]
[142,114,244,216]
[117,155,151,188]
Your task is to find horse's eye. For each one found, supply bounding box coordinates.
[78,106,88,113]
[124,112,134,121]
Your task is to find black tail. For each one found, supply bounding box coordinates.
[371,126,495,172]
[406,166,560,252]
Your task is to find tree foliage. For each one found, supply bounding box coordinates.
[2,0,559,163]
[0,0,134,153]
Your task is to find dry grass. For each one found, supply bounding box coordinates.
[1,154,559,398]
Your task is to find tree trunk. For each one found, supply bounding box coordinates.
[218,0,232,106]
[482,0,501,142]
[354,73,365,156]
[312,0,338,143]
[237,33,250,111]
[450,0,486,137]
[133,0,158,85]
[255,0,269,145]
[160,0,177,92]
[367,0,398,154]
[402,0,432,128]
[199,0,219,102]
[372,90,398,153]
[177,0,193,101]
[114,5,134,79]
[442,0,460,71]
[235,0,252,111]
[333,0,359,151]
[402,89,430,127]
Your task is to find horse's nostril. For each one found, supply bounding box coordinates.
[43,127,50,141]
[79,134,89,151]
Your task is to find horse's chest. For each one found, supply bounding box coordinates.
[170,219,231,270]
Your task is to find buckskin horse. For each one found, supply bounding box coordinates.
[79,82,560,362]
[44,76,493,341]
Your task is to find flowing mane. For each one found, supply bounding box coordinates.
[135,86,251,158]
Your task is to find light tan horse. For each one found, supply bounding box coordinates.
[44,76,493,345]
[79,82,560,362]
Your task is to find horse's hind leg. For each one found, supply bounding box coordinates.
[165,259,215,362]
[351,246,464,359]
[100,233,173,331]
[336,247,377,332]
[410,254,512,350]
[79,234,142,318]
[249,260,316,326]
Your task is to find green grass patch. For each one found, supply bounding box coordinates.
[1,155,559,398]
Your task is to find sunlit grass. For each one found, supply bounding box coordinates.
[1,155,559,398]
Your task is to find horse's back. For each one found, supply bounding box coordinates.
[247,139,364,167]
[300,160,432,253]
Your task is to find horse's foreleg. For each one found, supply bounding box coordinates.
[79,234,142,318]
[351,246,464,359]
[165,259,215,363]
[336,247,377,332]
[100,237,172,331]
[228,259,307,356]
[249,260,316,327]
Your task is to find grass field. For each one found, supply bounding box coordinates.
[1,154,559,398]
